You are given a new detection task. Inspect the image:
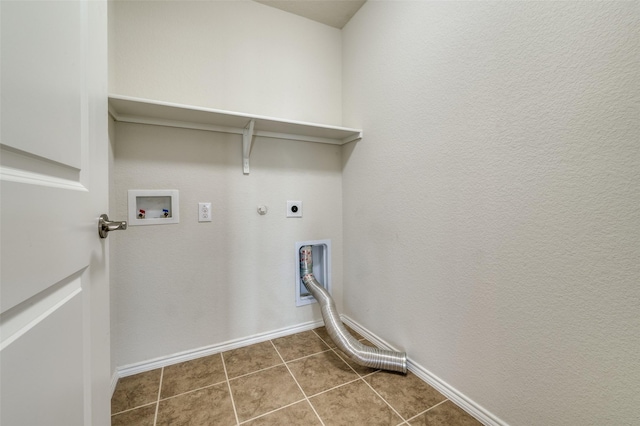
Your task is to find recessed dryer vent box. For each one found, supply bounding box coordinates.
[128,190,179,226]
[295,239,331,307]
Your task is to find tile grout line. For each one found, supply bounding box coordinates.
[404,398,449,423]
[310,328,332,347]
[312,327,411,424]
[226,347,333,382]
[237,398,308,425]
[152,367,164,426]
[305,376,363,399]
[156,380,228,402]
[228,360,284,380]
[285,347,333,364]
[327,345,372,378]
[220,352,240,425]
[111,401,157,417]
[361,374,408,424]
[312,327,382,379]
[111,328,465,426]
[310,326,409,421]
[319,336,361,377]
[269,340,326,426]
[319,327,482,423]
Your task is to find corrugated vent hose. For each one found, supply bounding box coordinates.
[300,246,407,374]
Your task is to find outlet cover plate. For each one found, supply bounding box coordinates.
[198,202,212,222]
[287,201,302,218]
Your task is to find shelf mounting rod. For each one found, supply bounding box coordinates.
[242,119,255,174]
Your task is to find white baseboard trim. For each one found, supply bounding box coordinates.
[111,315,507,426]
[111,319,323,396]
[340,315,404,352]
[340,315,507,426]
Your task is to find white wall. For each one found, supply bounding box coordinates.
[342,2,639,425]
[111,1,639,423]
[110,0,342,124]
[109,1,343,369]
[111,124,343,368]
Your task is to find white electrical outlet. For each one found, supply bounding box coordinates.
[198,202,212,222]
[287,201,302,218]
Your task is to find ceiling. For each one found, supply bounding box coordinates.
[254,0,367,29]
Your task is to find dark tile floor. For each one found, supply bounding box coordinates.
[111,326,482,425]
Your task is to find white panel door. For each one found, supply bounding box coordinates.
[1,1,111,425]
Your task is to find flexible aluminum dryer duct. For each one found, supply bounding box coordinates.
[300,246,407,374]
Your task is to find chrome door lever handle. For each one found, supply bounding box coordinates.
[98,214,127,239]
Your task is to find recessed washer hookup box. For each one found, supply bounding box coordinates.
[295,239,331,307]
[128,189,179,226]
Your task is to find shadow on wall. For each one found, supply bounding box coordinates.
[341,138,358,172]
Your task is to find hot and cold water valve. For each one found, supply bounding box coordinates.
[128,190,179,226]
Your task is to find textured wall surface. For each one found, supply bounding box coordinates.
[109,1,344,369]
[110,0,342,124]
[111,123,343,368]
[110,1,639,423]
[342,2,639,425]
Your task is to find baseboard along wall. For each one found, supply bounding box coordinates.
[111,316,506,426]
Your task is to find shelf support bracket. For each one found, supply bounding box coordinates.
[242,119,255,174]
